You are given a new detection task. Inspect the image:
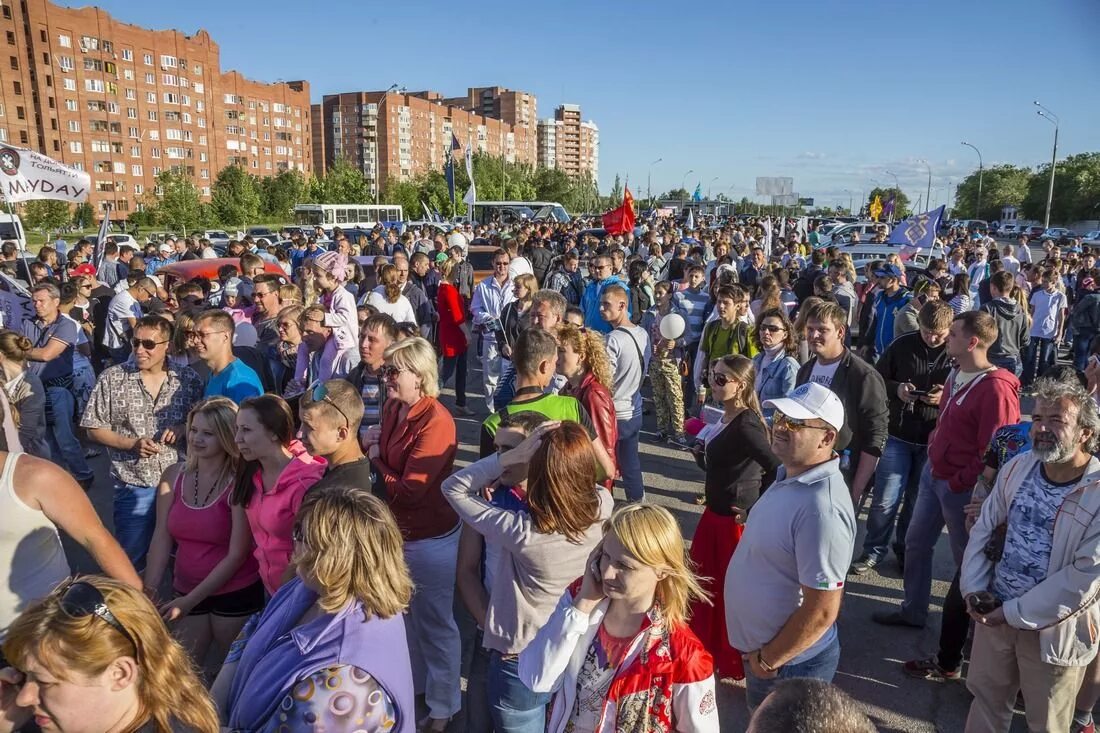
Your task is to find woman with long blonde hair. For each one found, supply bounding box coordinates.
[497,272,537,360]
[2,575,219,732]
[518,503,718,732]
[213,487,415,733]
[363,263,417,323]
[143,397,262,682]
[556,323,618,488]
[689,354,779,681]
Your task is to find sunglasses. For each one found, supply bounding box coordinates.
[59,580,138,656]
[710,371,735,387]
[759,324,786,334]
[309,381,351,429]
[131,337,168,351]
[774,413,832,433]
[381,365,406,380]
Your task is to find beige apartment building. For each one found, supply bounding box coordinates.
[313,87,537,197]
[0,0,311,215]
[537,104,598,181]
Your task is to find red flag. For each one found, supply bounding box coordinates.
[602,187,636,235]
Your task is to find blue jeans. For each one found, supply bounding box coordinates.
[1022,337,1055,385]
[899,460,972,626]
[45,385,93,482]
[989,355,1021,377]
[862,437,926,563]
[744,634,841,711]
[113,482,158,570]
[1073,332,1097,372]
[616,413,644,502]
[487,651,551,733]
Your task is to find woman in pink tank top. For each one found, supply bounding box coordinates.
[144,397,262,682]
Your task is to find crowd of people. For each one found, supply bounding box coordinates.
[0,217,1097,733]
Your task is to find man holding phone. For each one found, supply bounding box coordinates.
[850,300,953,576]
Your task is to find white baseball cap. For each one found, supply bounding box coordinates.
[764,382,845,432]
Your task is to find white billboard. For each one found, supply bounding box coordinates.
[756,177,794,196]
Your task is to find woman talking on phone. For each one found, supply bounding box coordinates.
[517,504,719,732]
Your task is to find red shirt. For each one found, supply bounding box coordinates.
[437,281,468,358]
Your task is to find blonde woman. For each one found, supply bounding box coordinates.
[556,323,618,487]
[213,487,415,732]
[497,272,536,359]
[0,330,49,459]
[518,504,718,732]
[143,397,262,681]
[2,576,218,732]
[363,263,417,323]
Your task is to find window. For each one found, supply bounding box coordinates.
[106,102,118,114]
[144,72,154,84]
[85,79,104,93]
[101,40,112,53]
[17,130,26,145]
[65,99,77,111]
[165,128,182,140]
[14,106,22,119]
[134,184,143,195]
[197,117,206,128]
[11,81,18,95]
[9,56,16,70]
[126,106,136,118]
[162,92,178,104]
[129,145,139,157]
[69,141,82,153]
[193,82,203,94]
[181,95,190,107]
[161,74,176,86]
[125,88,135,100]
[1,6,9,19]
[195,100,204,112]
[42,52,48,64]
[0,103,4,116]
[113,162,125,174]
[199,151,207,162]
[79,36,98,51]
[91,140,110,153]
[147,130,158,140]
[123,68,133,80]
[147,110,157,121]
[159,55,176,68]
[150,147,160,158]
[143,53,152,66]
[145,92,155,103]
[181,112,191,124]
[57,55,73,71]
[5,32,13,45]
[121,48,132,61]
[63,78,76,91]
[131,164,142,176]
[67,120,79,132]
[151,167,160,176]
[58,34,71,48]
[166,146,184,159]
[0,129,6,142]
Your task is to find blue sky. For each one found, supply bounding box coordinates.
[64,0,1100,210]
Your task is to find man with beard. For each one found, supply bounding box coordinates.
[961,378,1100,733]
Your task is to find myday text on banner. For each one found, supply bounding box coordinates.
[0,146,92,204]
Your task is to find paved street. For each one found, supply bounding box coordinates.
[64,362,1034,732]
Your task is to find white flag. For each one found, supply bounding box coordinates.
[0,146,90,204]
[93,204,111,272]
[462,144,476,210]
[763,218,773,257]
[685,208,695,231]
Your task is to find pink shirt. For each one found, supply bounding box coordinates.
[244,442,327,594]
[167,472,260,596]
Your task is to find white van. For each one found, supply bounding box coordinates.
[0,211,26,251]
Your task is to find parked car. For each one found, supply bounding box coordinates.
[246,226,277,239]
[818,220,892,247]
[1083,231,1100,246]
[157,258,287,293]
[999,223,1020,237]
[1040,227,1078,241]
[1020,225,1046,239]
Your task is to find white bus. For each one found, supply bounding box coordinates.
[293,203,404,230]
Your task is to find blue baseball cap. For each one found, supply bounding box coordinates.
[873,263,903,279]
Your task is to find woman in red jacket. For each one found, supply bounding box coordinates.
[437,258,472,415]
[556,323,618,488]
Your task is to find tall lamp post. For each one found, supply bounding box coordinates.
[680,169,693,213]
[961,141,983,220]
[918,160,932,216]
[647,158,662,205]
[884,170,901,221]
[372,83,401,203]
[1034,101,1059,229]
[843,189,853,214]
[708,176,719,199]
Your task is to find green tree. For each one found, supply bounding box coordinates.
[660,188,690,202]
[607,174,623,207]
[321,158,372,204]
[866,187,911,220]
[21,200,71,233]
[210,165,262,228]
[954,164,1031,222]
[72,202,95,229]
[152,170,203,233]
[1022,153,1100,225]
[260,170,306,221]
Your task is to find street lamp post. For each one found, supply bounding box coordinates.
[680,169,693,213]
[843,189,853,214]
[1035,101,1059,229]
[961,141,984,220]
[884,170,901,221]
[647,158,662,205]
[372,83,401,204]
[918,160,931,216]
[708,176,719,199]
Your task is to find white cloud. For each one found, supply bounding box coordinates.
[798,151,827,160]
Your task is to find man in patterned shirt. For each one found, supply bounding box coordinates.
[82,315,204,569]
[961,377,1100,732]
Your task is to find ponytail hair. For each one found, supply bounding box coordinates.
[712,354,767,432]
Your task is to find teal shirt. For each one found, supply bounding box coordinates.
[204,358,263,404]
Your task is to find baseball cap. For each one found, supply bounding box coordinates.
[224,277,242,297]
[764,382,845,433]
[873,263,903,279]
[70,263,96,277]
[158,242,172,254]
[434,252,449,264]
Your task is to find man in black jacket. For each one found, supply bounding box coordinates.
[795,299,889,503]
[850,300,953,575]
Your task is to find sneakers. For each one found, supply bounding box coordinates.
[1072,722,1095,733]
[849,555,879,575]
[668,434,694,449]
[870,610,924,628]
[903,656,962,681]
[452,404,474,417]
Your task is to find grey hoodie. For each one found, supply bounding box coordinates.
[980,296,1030,362]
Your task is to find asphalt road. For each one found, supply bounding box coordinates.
[66,356,1036,732]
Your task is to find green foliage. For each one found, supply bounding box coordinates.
[151,170,204,233]
[72,202,95,228]
[259,170,307,221]
[608,174,623,207]
[867,187,911,219]
[1021,153,1100,224]
[210,165,262,228]
[21,200,71,232]
[319,158,372,204]
[954,165,1030,221]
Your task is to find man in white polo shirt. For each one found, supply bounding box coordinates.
[725,382,856,710]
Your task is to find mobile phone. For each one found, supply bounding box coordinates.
[968,591,1002,615]
[909,389,928,397]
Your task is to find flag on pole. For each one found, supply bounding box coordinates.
[692,183,703,202]
[889,205,946,261]
[684,207,695,232]
[763,218,773,257]
[445,156,456,212]
[602,187,636,235]
[0,145,90,204]
[92,203,111,274]
[451,133,461,152]
[883,194,896,219]
[462,144,476,212]
[779,216,787,240]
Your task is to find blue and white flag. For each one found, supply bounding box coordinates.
[462,144,476,210]
[889,205,945,260]
[92,204,111,273]
[692,183,702,202]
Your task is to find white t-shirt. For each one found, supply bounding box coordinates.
[808,359,842,388]
[364,289,417,324]
[1029,288,1067,339]
[1000,255,1020,275]
[508,256,533,281]
[104,289,141,349]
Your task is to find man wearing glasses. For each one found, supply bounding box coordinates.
[104,274,159,365]
[725,382,855,711]
[83,315,203,568]
[580,255,629,334]
[191,309,264,404]
[470,248,516,413]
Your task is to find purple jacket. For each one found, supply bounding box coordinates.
[227,577,414,732]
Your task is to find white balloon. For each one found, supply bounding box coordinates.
[659,313,686,340]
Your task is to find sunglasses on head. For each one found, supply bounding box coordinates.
[774,413,831,433]
[131,337,167,351]
[309,381,350,429]
[59,580,139,656]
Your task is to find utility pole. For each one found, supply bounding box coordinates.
[1034,101,1059,229]
[680,169,693,214]
[918,160,931,216]
[961,141,983,219]
[647,158,661,206]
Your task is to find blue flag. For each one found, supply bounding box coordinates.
[692,183,702,202]
[888,205,945,257]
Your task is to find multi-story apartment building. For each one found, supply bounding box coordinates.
[0,0,311,214]
[313,88,536,197]
[536,104,599,181]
